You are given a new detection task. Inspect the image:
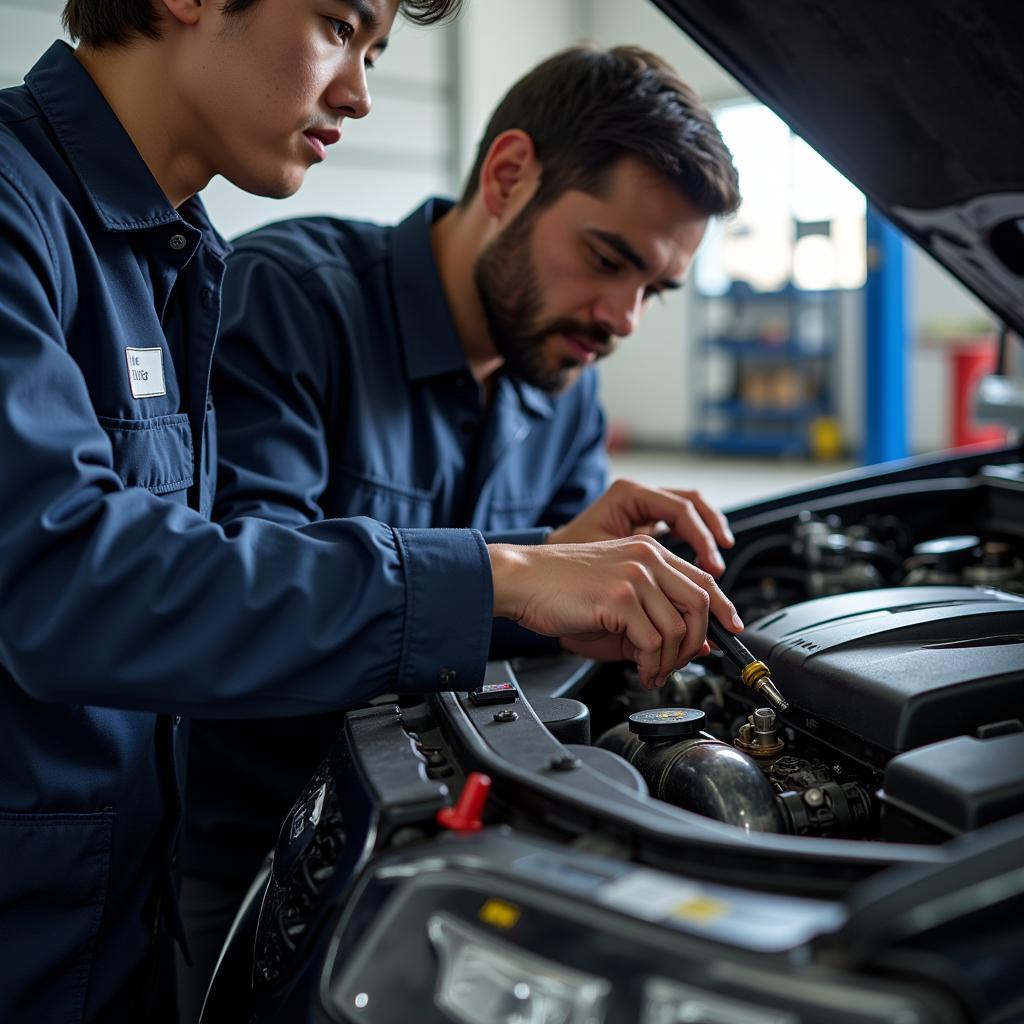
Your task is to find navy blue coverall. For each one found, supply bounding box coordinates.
[0,43,492,1024]
[185,200,608,891]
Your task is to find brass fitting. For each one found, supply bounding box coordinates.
[740,661,790,712]
[735,707,785,760]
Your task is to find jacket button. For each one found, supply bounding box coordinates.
[169,234,187,251]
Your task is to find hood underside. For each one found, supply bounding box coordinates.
[654,0,1024,334]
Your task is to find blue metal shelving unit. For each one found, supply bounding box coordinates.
[692,282,840,457]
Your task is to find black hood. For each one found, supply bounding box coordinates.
[654,1,1024,333]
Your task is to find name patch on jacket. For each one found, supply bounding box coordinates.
[124,347,167,399]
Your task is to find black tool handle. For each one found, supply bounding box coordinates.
[707,615,757,669]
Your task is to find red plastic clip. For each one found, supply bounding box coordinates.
[436,771,491,832]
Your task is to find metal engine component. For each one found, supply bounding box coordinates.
[902,535,981,586]
[596,710,785,834]
[902,535,1024,592]
[619,523,1024,843]
[771,756,874,838]
[962,540,1024,592]
[734,707,785,762]
[793,512,887,597]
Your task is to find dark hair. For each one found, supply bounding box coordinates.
[462,44,740,218]
[63,0,462,48]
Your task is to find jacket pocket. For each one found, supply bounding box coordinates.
[482,492,549,531]
[0,809,114,1024]
[97,413,195,496]
[333,463,437,526]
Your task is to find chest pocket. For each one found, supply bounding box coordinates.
[98,413,194,501]
[481,491,551,532]
[332,464,437,528]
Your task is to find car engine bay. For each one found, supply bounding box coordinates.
[203,449,1024,1024]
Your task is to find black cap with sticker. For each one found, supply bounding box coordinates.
[628,707,706,741]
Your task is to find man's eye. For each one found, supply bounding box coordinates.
[590,248,620,273]
[327,17,354,41]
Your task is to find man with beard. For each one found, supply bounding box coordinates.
[180,43,742,1008]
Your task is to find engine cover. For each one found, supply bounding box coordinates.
[742,586,1024,754]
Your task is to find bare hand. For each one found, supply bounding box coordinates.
[546,478,735,576]
[488,535,743,688]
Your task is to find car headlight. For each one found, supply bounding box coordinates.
[642,977,798,1024]
[427,912,610,1024]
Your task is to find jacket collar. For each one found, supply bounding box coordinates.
[388,197,552,418]
[389,197,466,381]
[25,41,229,258]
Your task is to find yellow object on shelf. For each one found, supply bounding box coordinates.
[810,415,843,460]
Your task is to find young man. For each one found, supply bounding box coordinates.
[182,42,743,1005]
[0,3,740,1020]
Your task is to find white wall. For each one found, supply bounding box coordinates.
[454,0,584,178]
[908,249,995,453]
[0,1,68,85]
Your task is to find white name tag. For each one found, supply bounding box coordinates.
[124,347,167,399]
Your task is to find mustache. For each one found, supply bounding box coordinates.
[534,318,614,355]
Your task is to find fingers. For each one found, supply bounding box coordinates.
[665,498,725,575]
[609,537,732,684]
[666,578,710,669]
[668,488,735,549]
[491,535,741,686]
[638,586,688,686]
[610,480,733,576]
[657,543,743,634]
[600,566,675,687]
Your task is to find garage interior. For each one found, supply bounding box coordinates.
[2,3,1021,1023]
[1,0,1003,504]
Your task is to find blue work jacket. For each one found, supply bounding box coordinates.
[0,44,491,1023]
[185,201,608,881]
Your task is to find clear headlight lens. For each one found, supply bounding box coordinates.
[428,912,610,1024]
[642,977,798,1024]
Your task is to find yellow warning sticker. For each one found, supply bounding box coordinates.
[671,897,729,923]
[479,898,521,930]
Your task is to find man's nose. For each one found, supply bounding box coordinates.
[326,62,371,120]
[594,286,643,339]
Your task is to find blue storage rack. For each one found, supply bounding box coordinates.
[691,282,841,457]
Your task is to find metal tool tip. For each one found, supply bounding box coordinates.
[756,677,789,712]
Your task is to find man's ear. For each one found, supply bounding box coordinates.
[158,0,204,28]
[478,129,540,222]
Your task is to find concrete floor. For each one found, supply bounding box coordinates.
[607,449,856,511]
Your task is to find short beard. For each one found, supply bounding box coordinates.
[473,199,611,394]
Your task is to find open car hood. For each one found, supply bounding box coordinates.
[654,0,1024,334]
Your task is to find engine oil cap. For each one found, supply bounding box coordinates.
[628,707,705,741]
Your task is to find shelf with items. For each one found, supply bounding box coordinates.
[692,282,842,459]
[689,429,816,457]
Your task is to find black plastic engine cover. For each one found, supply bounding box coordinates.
[742,586,1024,754]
